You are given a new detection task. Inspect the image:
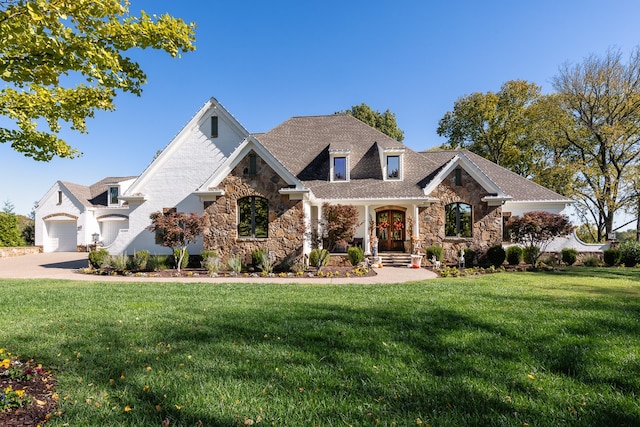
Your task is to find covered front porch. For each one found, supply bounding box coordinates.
[306,200,431,256]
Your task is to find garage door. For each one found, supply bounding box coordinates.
[45,220,77,252]
[100,219,129,246]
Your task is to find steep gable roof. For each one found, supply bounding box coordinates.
[421,150,571,202]
[123,97,249,198]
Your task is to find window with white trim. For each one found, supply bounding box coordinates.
[329,150,350,182]
[333,156,347,181]
[387,155,400,179]
[108,186,119,206]
[383,148,405,181]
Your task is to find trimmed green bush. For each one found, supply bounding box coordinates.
[463,248,476,267]
[426,245,443,262]
[523,246,540,265]
[309,248,330,269]
[620,240,640,267]
[252,248,267,268]
[506,246,523,265]
[561,248,578,266]
[603,248,621,266]
[486,245,506,268]
[347,246,364,266]
[88,248,110,269]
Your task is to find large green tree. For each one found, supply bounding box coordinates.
[552,47,640,241]
[338,103,404,142]
[436,80,565,184]
[0,0,195,161]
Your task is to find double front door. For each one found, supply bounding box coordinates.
[376,210,405,252]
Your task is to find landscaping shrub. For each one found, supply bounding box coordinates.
[200,250,217,264]
[539,255,558,267]
[347,246,364,266]
[603,248,621,266]
[620,240,640,267]
[582,256,602,267]
[88,248,110,269]
[426,245,443,262]
[506,246,523,265]
[110,254,128,271]
[129,250,150,271]
[309,248,330,269]
[227,255,243,273]
[522,245,540,265]
[252,248,267,268]
[147,254,171,271]
[463,248,476,266]
[486,245,505,267]
[561,248,578,266]
[259,252,275,274]
[202,255,221,276]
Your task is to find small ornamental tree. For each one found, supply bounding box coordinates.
[506,211,573,267]
[148,210,206,273]
[321,203,362,252]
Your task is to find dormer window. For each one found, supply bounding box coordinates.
[329,149,350,182]
[108,186,119,206]
[387,155,400,179]
[383,148,405,181]
[333,157,347,181]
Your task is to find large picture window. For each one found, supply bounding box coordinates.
[238,196,268,238]
[445,202,472,237]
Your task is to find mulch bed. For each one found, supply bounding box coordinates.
[0,357,57,427]
[80,266,377,279]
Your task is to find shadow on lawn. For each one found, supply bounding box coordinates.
[4,284,640,426]
[543,266,640,283]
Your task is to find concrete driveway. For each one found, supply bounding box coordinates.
[0,252,437,283]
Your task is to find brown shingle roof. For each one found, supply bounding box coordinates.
[422,150,570,202]
[255,114,440,200]
[61,176,137,207]
[255,114,569,203]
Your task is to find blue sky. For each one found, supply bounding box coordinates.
[3,0,640,216]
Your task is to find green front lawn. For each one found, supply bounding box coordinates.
[1,268,639,426]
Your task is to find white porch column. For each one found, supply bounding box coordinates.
[316,204,323,249]
[364,205,371,255]
[412,204,420,240]
[302,198,312,261]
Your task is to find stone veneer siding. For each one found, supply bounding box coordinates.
[203,152,306,269]
[419,168,502,263]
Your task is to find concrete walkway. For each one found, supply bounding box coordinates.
[0,252,438,284]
